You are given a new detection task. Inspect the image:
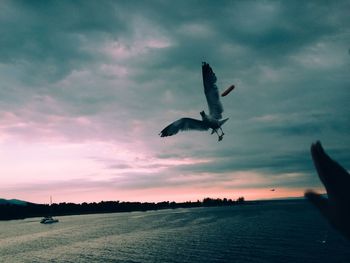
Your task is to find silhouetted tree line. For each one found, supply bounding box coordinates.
[0,197,245,220]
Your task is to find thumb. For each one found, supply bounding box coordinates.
[305,191,330,219]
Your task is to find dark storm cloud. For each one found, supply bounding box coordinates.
[165,146,314,185]
[0,0,129,83]
[131,0,349,73]
[1,0,348,83]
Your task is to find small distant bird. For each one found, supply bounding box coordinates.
[270,189,275,191]
[159,62,229,141]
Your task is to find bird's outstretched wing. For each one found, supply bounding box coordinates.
[202,62,223,120]
[159,118,209,137]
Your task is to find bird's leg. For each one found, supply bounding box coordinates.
[219,127,225,136]
[212,129,223,141]
[217,127,224,141]
[213,129,219,137]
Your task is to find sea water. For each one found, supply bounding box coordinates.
[0,200,349,263]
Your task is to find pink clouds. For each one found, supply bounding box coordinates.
[3,179,314,204]
[99,64,129,78]
[103,37,171,60]
[0,109,96,142]
[0,101,322,204]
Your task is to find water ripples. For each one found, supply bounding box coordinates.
[0,203,349,262]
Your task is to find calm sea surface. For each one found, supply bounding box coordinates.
[0,200,349,263]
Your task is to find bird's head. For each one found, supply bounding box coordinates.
[200,111,207,120]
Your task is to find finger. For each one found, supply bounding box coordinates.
[305,191,330,219]
[311,142,326,184]
[311,141,334,191]
[310,141,350,197]
[311,141,335,195]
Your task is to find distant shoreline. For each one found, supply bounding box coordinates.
[0,197,308,221]
[0,197,246,221]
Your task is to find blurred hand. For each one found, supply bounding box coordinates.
[305,141,350,239]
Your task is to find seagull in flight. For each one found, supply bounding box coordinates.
[159,62,229,141]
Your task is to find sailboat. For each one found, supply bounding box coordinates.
[40,196,59,224]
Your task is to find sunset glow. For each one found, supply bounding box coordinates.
[0,1,348,204]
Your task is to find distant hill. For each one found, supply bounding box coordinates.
[0,198,28,206]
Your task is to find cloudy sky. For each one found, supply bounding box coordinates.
[0,0,349,204]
